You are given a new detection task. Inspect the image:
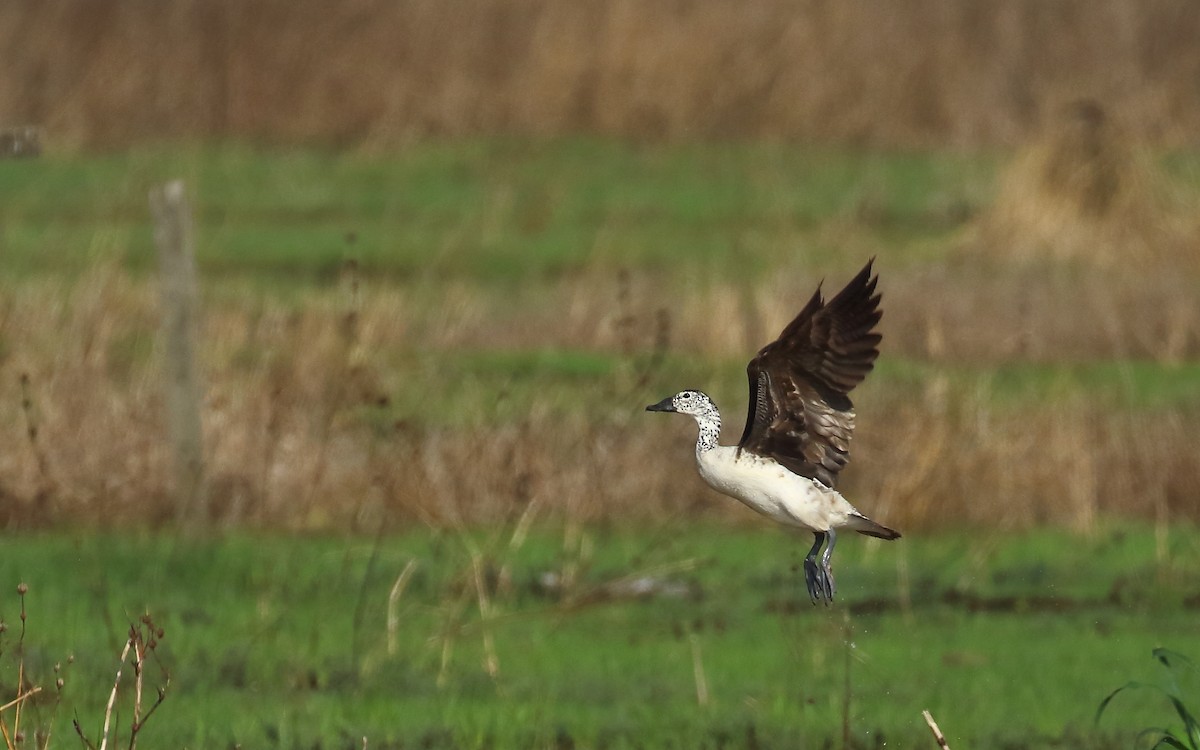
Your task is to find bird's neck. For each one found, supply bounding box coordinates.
[692,407,721,454]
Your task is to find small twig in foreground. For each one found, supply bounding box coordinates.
[14,583,28,743]
[0,687,41,750]
[689,634,709,707]
[0,686,42,714]
[97,639,134,750]
[922,709,951,750]
[386,559,419,657]
[470,552,500,680]
[74,615,170,750]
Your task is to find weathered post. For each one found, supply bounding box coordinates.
[149,180,207,532]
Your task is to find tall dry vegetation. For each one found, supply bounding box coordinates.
[979,100,1200,267]
[3,0,1200,149]
[2,255,1200,533]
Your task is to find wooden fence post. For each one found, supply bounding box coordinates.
[149,180,207,532]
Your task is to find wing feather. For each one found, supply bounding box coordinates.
[737,259,881,488]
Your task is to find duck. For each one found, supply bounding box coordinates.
[646,259,899,604]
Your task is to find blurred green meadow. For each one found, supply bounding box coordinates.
[6,3,1200,747]
[2,139,1200,748]
[0,140,1003,281]
[4,525,1199,749]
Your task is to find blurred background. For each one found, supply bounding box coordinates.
[1,2,1199,748]
[4,0,1200,148]
[3,0,1199,530]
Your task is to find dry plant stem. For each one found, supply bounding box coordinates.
[922,709,951,750]
[429,531,481,689]
[8,667,20,748]
[14,588,26,741]
[469,552,500,680]
[0,687,42,715]
[0,687,41,750]
[0,715,13,750]
[434,592,471,690]
[436,637,452,688]
[98,639,134,750]
[560,514,584,594]
[130,640,144,750]
[689,634,709,707]
[386,559,419,657]
[498,496,542,593]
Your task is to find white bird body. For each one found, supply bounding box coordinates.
[695,445,860,533]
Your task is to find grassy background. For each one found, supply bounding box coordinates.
[4,3,1200,746]
[2,115,1200,750]
[2,140,1199,532]
[0,140,997,279]
[3,525,1199,748]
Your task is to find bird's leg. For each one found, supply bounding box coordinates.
[803,532,827,604]
[820,528,838,603]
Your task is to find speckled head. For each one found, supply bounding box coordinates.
[646,389,714,415]
[647,390,722,452]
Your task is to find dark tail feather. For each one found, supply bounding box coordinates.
[849,513,901,540]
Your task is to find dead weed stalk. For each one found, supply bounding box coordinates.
[74,613,169,750]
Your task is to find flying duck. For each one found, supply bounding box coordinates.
[647,259,899,604]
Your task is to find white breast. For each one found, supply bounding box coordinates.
[695,446,859,532]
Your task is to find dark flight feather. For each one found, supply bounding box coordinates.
[737,260,882,489]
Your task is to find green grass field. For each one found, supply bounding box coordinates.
[2,526,1198,748]
[0,140,999,281]
[3,140,1200,748]
[2,140,1197,282]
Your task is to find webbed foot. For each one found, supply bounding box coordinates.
[803,531,835,605]
[802,529,838,605]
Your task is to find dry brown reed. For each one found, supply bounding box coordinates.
[2,254,1200,533]
[880,261,1200,365]
[976,100,1200,268]
[3,0,1200,150]
[73,614,169,750]
[922,709,952,750]
[0,584,72,750]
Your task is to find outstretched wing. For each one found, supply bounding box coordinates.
[737,260,882,488]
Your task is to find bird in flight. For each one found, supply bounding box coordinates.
[646,259,898,604]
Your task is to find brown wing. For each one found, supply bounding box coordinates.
[737,260,882,488]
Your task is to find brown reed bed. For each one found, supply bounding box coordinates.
[1,254,1199,533]
[975,99,1200,269]
[3,0,1200,150]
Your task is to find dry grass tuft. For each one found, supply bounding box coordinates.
[2,260,1200,533]
[976,99,1200,268]
[880,261,1200,365]
[852,389,1200,535]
